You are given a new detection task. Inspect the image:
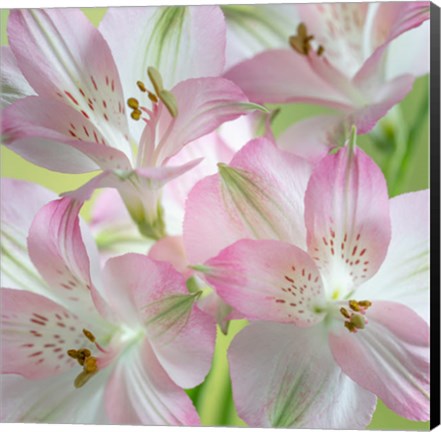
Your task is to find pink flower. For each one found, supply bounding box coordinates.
[1,8,252,239]
[225,2,429,135]
[184,135,429,427]
[0,179,215,424]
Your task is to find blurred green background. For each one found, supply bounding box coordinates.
[0,7,429,430]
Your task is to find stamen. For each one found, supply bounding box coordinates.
[317,45,325,56]
[74,370,97,389]
[83,328,96,343]
[289,22,325,57]
[131,109,142,121]
[137,81,147,92]
[127,98,139,110]
[342,300,372,333]
[158,89,178,118]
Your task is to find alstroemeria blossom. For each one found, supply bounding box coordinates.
[225,2,429,135]
[185,137,429,427]
[0,180,215,424]
[1,8,252,239]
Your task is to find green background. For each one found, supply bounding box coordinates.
[0,7,430,430]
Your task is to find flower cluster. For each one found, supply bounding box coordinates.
[1,3,430,428]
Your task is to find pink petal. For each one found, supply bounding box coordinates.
[162,132,235,235]
[355,190,429,321]
[1,179,56,292]
[8,9,130,155]
[277,114,344,163]
[148,236,191,278]
[229,322,376,428]
[1,372,109,423]
[152,77,249,165]
[27,197,105,318]
[224,49,354,109]
[304,146,391,297]
[1,288,86,379]
[329,301,429,421]
[102,254,215,388]
[0,46,34,107]
[204,239,325,326]
[104,340,200,425]
[3,96,132,173]
[183,137,312,265]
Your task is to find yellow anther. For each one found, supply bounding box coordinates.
[131,109,142,121]
[340,307,351,319]
[147,91,158,103]
[358,300,372,309]
[344,321,357,333]
[317,45,325,56]
[349,300,362,312]
[289,22,315,56]
[350,313,366,330]
[127,97,139,109]
[83,329,96,343]
[137,81,147,92]
[67,349,78,359]
[147,66,164,96]
[159,89,178,118]
[83,356,98,373]
[74,370,97,388]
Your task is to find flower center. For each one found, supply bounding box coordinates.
[289,22,325,56]
[339,299,372,333]
[67,328,108,388]
[126,66,178,121]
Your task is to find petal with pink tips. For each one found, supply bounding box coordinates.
[8,9,130,156]
[224,49,354,109]
[1,179,55,293]
[204,239,325,326]
[3,96,132,173]
[104,340,200,425]
[329,301,429,421]
[1,288,87,379]
[228,322,376,428]
[184,138,312,264]
[152,77,250,165]
[355,191,429,321]
[304,146,391,297]
[27,197,106,322]
[102,254,215,388]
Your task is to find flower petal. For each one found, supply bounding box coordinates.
[104,340,200,425]
[277,114,344,163]
[355,191,429,321]
[223,4,299,70]
[184,137,312,264]
[329,301,429,421]
[228,322,376,428]
[297,4,369,77]
[304,145,391,297]
[0,46,34,108]
[204,239,325,326]
[27,197,105,320]
[224,49,355,109]
[3,96,132,173]
[151,77,249,165]
[102,254,215,388]
[1,288,87,379]
[99,5,226,139]
[148,236,191,278]
[8,9,131,156]
[1,179,55,293]
[1,371,109,424]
